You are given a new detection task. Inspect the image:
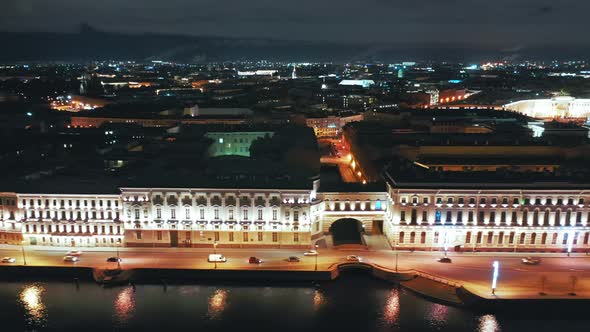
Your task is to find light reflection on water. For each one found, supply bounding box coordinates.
[207,289,228,319]
[114,287,136,325]
[313,289,327,311]
[382,288,400,325]
[19,283,47,329]
[478,314,501,332]
[428,303,449,329]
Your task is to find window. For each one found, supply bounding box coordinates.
[258,209,263,220]
[562,233,568,245]
[489,212,496,223]
[214,209,219,220]
[502,197,508,205]
[498,232,504,244]
[435,210,441,223]
[509,232,515,244]
[458,197,464,205]
[156,208,162,219]
[136,231,142,240]
[476,232,482,244]
[272,232,278,242]
[185,208,190,220]
[447,197,453,204]
[487,231,493,244]
[423,197,429,204]
[445,211,452,223]
[214,232,220,241]
[272,210,277,220]
[422,211,427,222]
[478,211,485,224]
[531,233,537,245]
[469,198,476,205]
[200,209,205,220]
[457,211,463,222]
[519,233,525,245]
[170,209,176,219]
[551,233,558,245]
[258,232,263,241]
[229,209,234,220]
[293,233,299,242]
[293,211,299,222]
[400,211,406,221]
[399,232,405,244]
[468,211,474,222]
[229,232,234,242]
[375,200,382,210]
[479,198,486,205]
[541,233,547,245]
[243,210,248,220]
[501,212,506,223]
[434,232,439,244]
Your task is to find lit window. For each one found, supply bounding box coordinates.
[218,138,223,144]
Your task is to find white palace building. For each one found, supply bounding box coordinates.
[2,176,590,253]
[503,96,590,120]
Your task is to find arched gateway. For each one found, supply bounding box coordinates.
[329,218,364,245]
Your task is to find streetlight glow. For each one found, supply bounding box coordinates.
[491,261,499,294]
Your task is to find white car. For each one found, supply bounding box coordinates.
[1,257,16,263]
[67,250,83,256]
[346,255,361,262]
[303,250,318,256]
[63,255,79,262]
[207,254,227,263]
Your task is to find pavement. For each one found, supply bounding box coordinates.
[2,239,590,300]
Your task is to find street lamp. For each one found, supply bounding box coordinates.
[116,247,121,269]
[567,232,574,257]
[491,261,499,295]
[393,242,399,272]
[213,241,218,270]
[314,244,319,271]
[21,240,27,266]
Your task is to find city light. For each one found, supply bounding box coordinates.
[491,261,499,294]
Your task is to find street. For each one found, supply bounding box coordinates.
[2,244,590,299]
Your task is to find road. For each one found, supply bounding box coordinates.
[2,244,590,299]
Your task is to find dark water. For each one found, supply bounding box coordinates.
[0,272,588,332]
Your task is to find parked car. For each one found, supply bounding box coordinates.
[437,257,452,263]
[287,256,300,262]
[67,250,82,256]
[1,257,16,263]
[106,257,122,263]
[521,257,541,265]
[208,254,227,263]
[63,255,78,262]
[303,250,318,256]
[249,256,263,264]
[346,255,361,262]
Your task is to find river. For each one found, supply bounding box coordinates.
[0,272,587,332]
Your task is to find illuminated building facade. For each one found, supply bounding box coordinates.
[3,181,590,252]
[385,184,590,252]
[503,96,590,120]
[305,114,363,138]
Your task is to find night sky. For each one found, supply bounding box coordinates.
[1,0,588,45]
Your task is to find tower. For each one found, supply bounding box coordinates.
[291,65,297,79]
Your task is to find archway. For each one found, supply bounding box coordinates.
[329,218,364,245]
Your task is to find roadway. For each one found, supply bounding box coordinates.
[3,244,590,299]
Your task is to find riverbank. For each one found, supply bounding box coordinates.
[2,262,590,312]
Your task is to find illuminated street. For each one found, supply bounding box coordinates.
[3,243,590,300]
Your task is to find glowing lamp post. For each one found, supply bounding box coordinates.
[491,261,499,295]
[21,240,27,266]
[213,241,218,270]
[314,244,319,271]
